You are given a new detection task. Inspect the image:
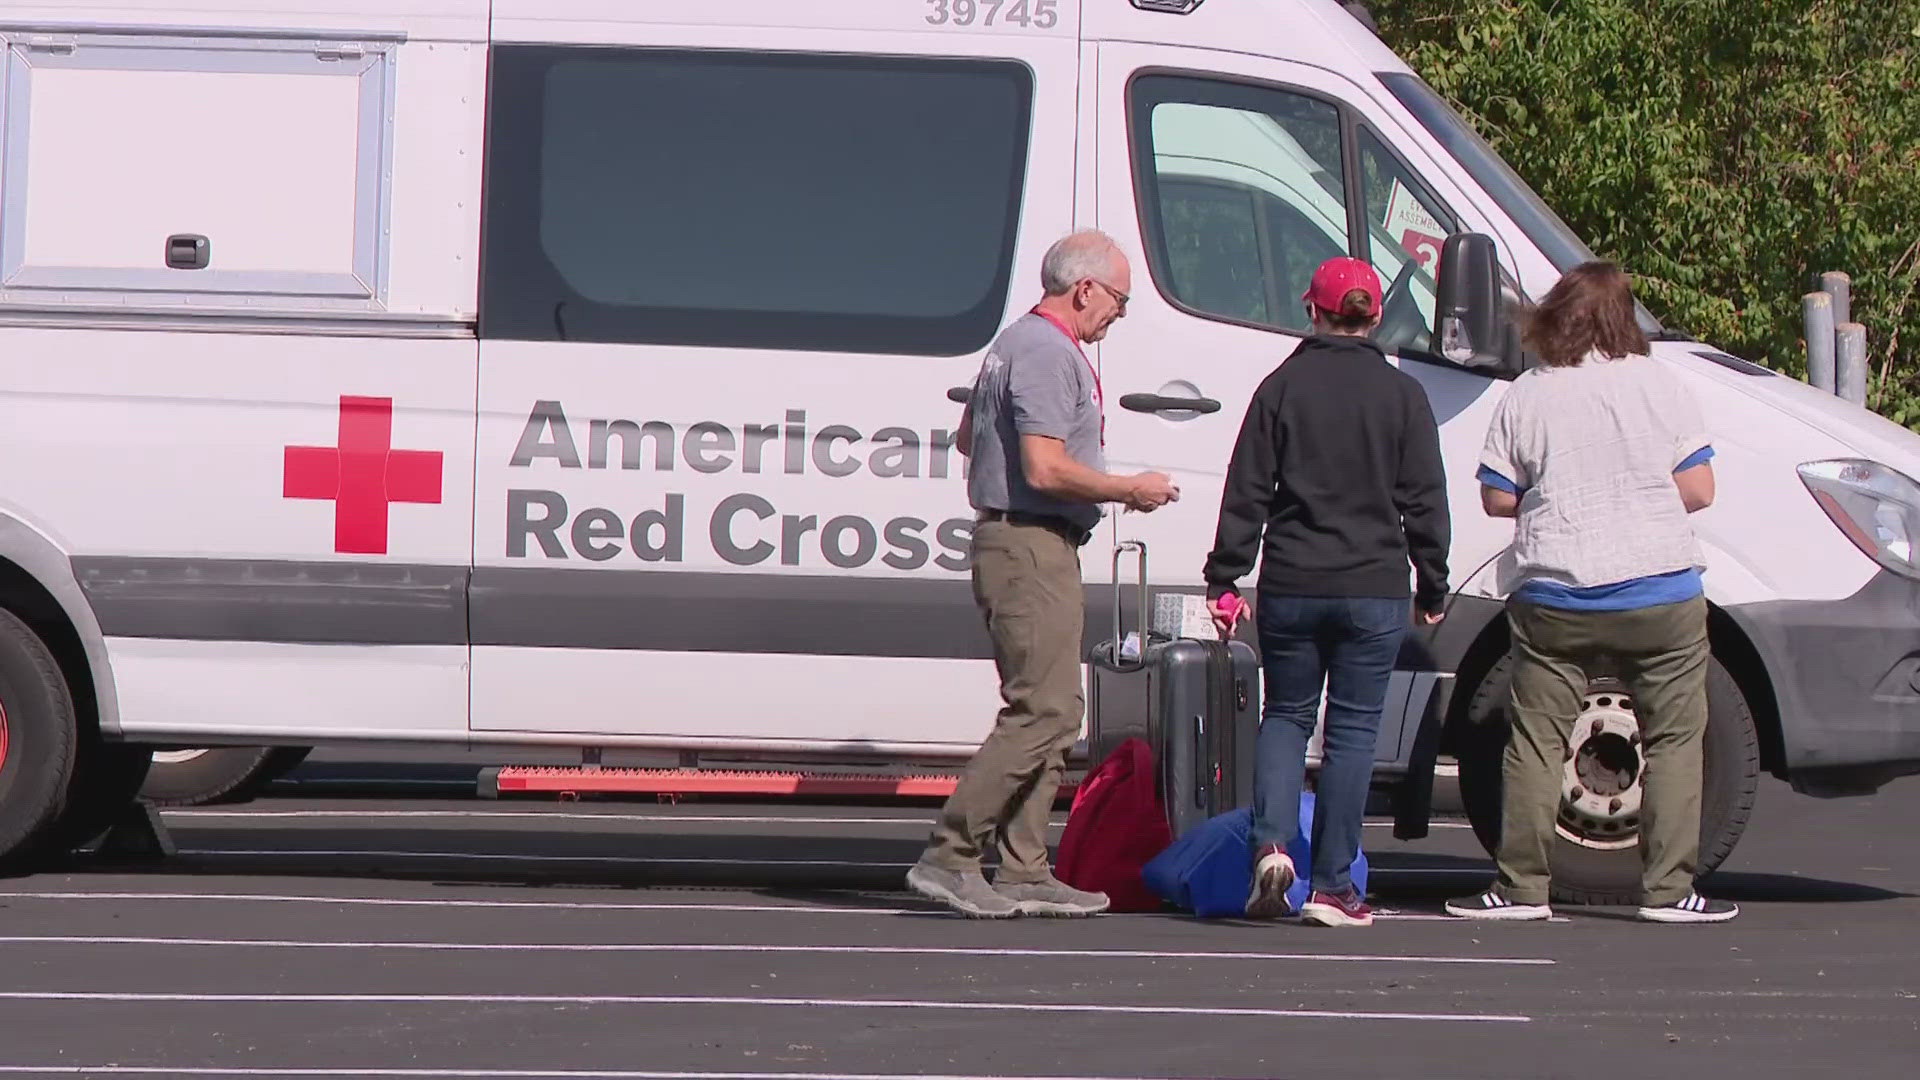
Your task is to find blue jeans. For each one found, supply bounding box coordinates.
[1251,594,1409,895]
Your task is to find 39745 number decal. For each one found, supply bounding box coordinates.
[926,0,1060,29]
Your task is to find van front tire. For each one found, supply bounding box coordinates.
[1455,650,1761,906]
[0,609,78,870]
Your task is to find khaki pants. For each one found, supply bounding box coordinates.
[923,520,1085,884]
[1497,596,1709,906]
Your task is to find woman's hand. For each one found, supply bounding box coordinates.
[1208,593,1245,639]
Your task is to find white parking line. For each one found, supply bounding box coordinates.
[0,891,1475,922]
[0,936,1552,966]
[0,1060,1182,1068]
[0,991,1529,1023]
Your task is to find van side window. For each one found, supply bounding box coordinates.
[0,31,398,311]
[1357,127,1457,358]
[1131,76,1349,335]
[480,47,1033,356]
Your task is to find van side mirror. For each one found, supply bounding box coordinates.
[1434,232,1512,371]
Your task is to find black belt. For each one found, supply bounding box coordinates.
[976,508,1093,547]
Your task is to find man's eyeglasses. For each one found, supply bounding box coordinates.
[1090,278,1130,310]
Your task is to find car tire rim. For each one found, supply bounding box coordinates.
[0,698,9,775]
[1556,682,1644,851]
[150,748,212,766]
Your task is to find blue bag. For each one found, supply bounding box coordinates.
[1139,792,1368,917]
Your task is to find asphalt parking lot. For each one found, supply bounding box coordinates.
[0,766,1913,1079]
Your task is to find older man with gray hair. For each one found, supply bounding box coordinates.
[907,229,1180,919]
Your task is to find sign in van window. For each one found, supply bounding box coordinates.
[480,48,1032,356]
[1358,128,1455,357]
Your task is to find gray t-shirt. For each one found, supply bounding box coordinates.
[966,312,1107,532]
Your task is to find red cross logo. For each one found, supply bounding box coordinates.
[284,396,443,555]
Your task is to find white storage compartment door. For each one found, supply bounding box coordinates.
[0,29,397,305]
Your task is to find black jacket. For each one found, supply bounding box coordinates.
[1202,335,1451,611]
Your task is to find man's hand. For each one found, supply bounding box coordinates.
[1418,608,1445,626]
[1124,471,1180,512]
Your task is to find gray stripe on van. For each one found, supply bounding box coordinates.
[70,557,1041,657]
[72,557,469,646]
[467,567,1000,657]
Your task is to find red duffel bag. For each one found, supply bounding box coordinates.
[1055,737,1173,913]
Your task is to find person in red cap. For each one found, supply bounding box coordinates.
[1201,256,1451,927]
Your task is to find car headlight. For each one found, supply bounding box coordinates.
[1798,459,1920,579]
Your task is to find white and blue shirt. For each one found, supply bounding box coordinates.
[1479,351,1712,612]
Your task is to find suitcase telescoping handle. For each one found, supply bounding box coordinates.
[1110,540,1149,670]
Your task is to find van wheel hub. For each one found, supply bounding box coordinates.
[1558,686,1643,851]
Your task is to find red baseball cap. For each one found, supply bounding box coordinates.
[1302,257,1383,316]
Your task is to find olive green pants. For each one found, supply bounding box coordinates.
[923,520,1085,884]
[1497,596,1710,906]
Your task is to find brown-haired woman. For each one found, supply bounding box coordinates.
[1446,261,1737,924]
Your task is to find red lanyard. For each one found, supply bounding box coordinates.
[1030,307,1105,446]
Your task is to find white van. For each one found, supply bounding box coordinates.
[0,0,1914,900]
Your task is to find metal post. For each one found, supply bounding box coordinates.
[1803,291,1835,393]
[1836,322,1868,406]
[1821,271,1852,328]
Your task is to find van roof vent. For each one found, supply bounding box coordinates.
[1130,0,1205,13]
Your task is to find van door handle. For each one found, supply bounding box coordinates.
[1119,393,1221,415]
[946,386,971,404]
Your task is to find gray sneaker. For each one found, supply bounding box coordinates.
[905,860,1020,919]
[994,876,1111,917]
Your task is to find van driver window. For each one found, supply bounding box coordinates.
[1131,76,1349,335]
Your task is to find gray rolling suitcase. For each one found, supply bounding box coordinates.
[1087,541,1261,839]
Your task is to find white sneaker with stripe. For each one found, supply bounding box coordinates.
[1444,890,1553,921]
[1244,845,1297,920]
[1637,891,1739,923]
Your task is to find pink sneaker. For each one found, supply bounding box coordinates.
[1300,888,1373,927]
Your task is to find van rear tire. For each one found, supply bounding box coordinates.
[0,609,78,870]
[142,745,309,807]
[1455,650,1760,906]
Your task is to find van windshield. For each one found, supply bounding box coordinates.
[1378,71,1669,336]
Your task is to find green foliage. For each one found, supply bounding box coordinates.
[1369,0,1920,424]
